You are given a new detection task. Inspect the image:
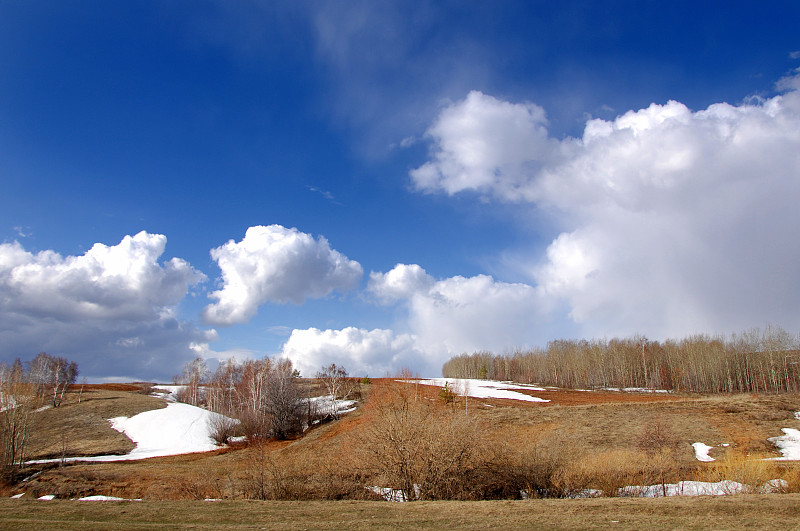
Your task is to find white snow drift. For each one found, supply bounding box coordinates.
[414,378,549,403]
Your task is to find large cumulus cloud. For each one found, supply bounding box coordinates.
[367,264,549,371]
[202,225,363,326]
[0,232,213,381]
[411,73,800,340]
[279,326,427,378]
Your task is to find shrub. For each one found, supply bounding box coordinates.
[695,450,780,493]
[358,380,489,500]
[553,449,649,497]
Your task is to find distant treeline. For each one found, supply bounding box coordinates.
[442,327,800,393]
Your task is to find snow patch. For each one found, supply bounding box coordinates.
[367,485,420,502]
[37,494,55,500]
[692,442,716,462]
[769,428,800,460]
[413,378,550,402]
[29,402,233,463]
[309,395,358,417]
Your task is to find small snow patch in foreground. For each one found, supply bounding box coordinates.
[692,442,716,462]
[37,495,55,500]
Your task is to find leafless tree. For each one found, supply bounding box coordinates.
[443,326,800,394]
[176,356,207,406]
[316,363,354,419]
[27,353,78,407]
[266,359,302,440]
[0,359,35,482]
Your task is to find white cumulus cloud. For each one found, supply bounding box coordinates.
[203,225,363,326]
[279,326,426,378]
[368,264,549,370]
[411,74,800,341]
[0,232,212,381]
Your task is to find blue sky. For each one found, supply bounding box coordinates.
[2,1,800,381]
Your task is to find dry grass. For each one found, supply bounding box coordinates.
[2,496,800,530]
[11,379,800,508]
[25,386,166,460]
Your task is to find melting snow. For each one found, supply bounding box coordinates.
[29,402,232,463]
[413,378,550,403]
[309,395,358,416]
[769,428,800,460]
[692,442,716,462]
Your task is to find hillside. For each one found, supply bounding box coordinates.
[7,379,800,503]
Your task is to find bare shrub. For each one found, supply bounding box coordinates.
[636,419,681,496]
[243,443,290,500]
[208,413,239,445]
[358,379,490,501]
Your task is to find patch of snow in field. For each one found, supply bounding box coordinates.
[623,480,744,497]
[78,495,138,501]
[768,428,800,460]
[413,379,550,403]
[367,485,420,502]
[151,385,182,402]
[309,395,358,416]
[29,402,232,463]
[10,493,24,499]
[367,486,408,502]
[692,442,716,462]
[37,494,55,500]
[571,479,787,498]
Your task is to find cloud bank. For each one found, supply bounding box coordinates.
[280,326,426,378]
[203,225,363,326]
[0,232,212,381]
[411,74,800,341]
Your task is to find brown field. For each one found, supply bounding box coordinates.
[2,496,800,530]
[7,379,800,527]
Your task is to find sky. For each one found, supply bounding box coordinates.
[1,1,800,382]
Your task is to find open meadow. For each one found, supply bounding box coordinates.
[3,378,800,528]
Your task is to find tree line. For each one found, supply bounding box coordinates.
[442,326,800,393]
[0,353,79,483]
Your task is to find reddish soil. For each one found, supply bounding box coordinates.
[512,388,682,407]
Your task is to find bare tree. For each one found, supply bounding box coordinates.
[176,356,207,406]
[316,363,353,419]
[27,353,78,407]
[266,359,301,440]
[0,359,35,482]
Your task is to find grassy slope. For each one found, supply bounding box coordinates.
[10,380,800,527]
[2,496,800,530]
[26,385,166,460]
